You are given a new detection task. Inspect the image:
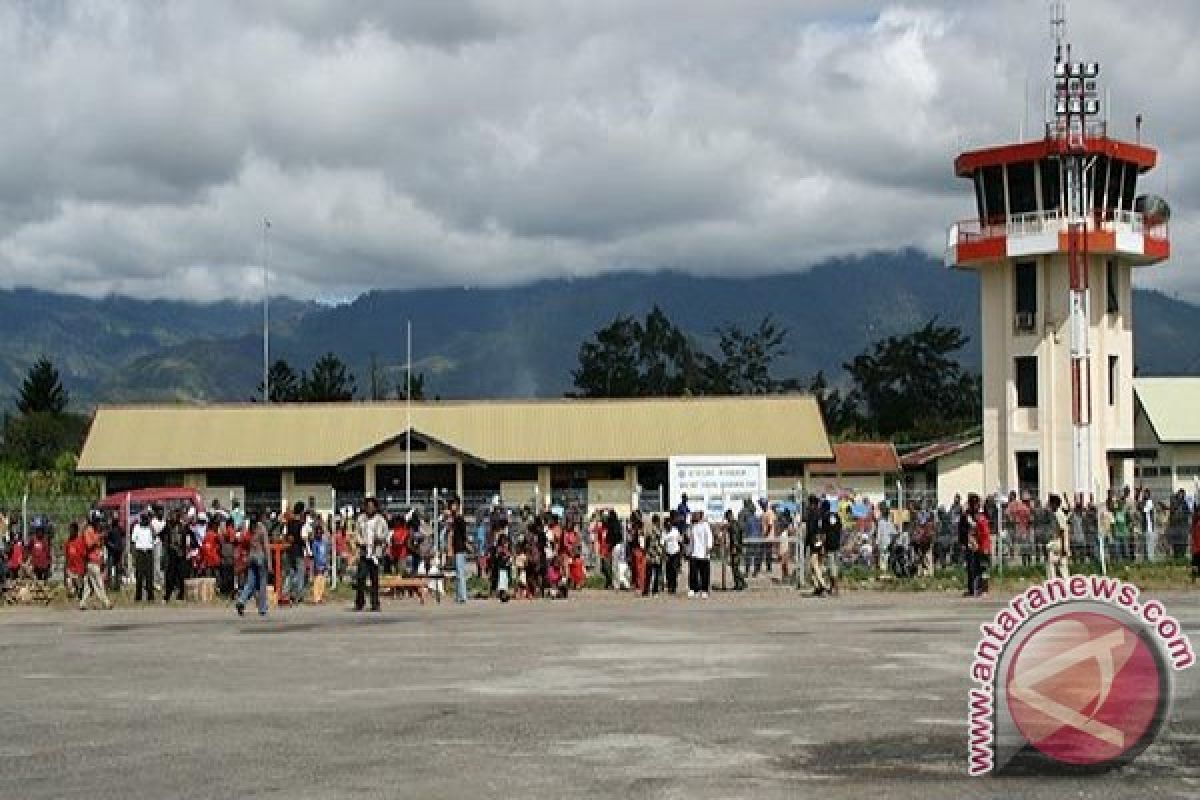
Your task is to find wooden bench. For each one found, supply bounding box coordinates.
[379,576,433,604]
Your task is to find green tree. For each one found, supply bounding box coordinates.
[572,314,645,397]
[839,319,981,440]
[711,316,788,395]
[572,307,715,397]
[395,368,427,401]
[2,411,90,472]
[303,352,356,402]
[257,359,303,402]
[16,357,68,414]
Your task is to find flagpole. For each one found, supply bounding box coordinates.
[262,217,271,403]
[405,319,412,507]
[405,319,410,506]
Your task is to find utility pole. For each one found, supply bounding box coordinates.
[262,217,272,403]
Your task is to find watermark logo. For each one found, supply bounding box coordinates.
[968,576,1194,775]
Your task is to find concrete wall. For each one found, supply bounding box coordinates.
[935,444,985,508]
[978,252,1136,496]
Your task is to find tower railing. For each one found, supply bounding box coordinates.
[951,208,1168,248]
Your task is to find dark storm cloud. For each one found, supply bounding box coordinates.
[0,0,1196,301]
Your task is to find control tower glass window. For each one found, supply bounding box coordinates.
[1007,161,1037,215]
[1015,356,1038,408]
[1039,159,1062,213]
[981,165,1005,222]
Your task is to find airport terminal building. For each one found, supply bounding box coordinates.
[76,395,832,515]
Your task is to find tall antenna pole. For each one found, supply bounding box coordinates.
[262,217,271,404]
[405,319,412,507]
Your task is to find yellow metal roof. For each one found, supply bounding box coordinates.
[1134,377,1200,444]
[77,395,832,472]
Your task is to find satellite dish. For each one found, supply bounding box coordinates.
[1134,195,1171,224]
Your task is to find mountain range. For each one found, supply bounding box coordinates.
[2,249,1199,407]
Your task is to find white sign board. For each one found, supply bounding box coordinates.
[668,455,768,520]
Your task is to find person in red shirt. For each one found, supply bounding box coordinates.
[30,528,53,582]
[79,522,112,610]
[1190,507,1200,583]
[6,532,25,579]
[64,523,87,599]
[388,516,409,576]
[971,502,992,598]
[201,519,221,577]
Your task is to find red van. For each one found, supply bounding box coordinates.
[96,488,205,533]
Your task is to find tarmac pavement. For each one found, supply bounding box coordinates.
[1,589,1198,799]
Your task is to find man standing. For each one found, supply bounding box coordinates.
[806,498,829,596]
[724,509,746,591]
[662,517,681,594]
[1047,494,1071,579]
[235,518,270,617]
[131,511,156,603]
[162,510,189,603]
[355,497,386,612]
[687,510,712,598]
[448,498,469,604]
[284,502,307,604]
[822,502,843,597]
[79,520,112,611]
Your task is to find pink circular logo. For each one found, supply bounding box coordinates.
[1005,611,1165,766]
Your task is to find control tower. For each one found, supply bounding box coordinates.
[946,8,1170,500]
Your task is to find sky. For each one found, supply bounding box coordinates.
[0,0,1196,303]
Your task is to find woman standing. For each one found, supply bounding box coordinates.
[235,517,270,617]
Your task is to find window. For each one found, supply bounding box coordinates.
[1108,355,1119,406]
[1177,466,1200,478]
[1015,261,1037,326]
[981,165,1005,222]
[1007,161,1038,214]
[1106,259,1119,313]
[1039,158,1061,212]
[1015,356,1038,408]
[1016,451,1040,494]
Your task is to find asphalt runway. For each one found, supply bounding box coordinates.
[1,590,1198,799]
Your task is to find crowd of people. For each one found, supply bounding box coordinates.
[3,483,1200,611]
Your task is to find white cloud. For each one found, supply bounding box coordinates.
[0,0,1196,302]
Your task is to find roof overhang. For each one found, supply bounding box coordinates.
[336,429,487,470]
[955,136,1157,177]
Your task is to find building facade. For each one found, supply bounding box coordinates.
[76,395,832,516]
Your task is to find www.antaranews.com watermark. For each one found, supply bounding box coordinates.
[968,575,1195,775]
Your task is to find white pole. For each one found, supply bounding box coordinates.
[406,319,412,507]
[21,491,28,545]
[262,217,271,404]
[330,488,338,590]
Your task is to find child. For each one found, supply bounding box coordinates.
[569,549,586,590]
[545,558,561,599]
[494,533,512,602]
[514,551,528,599]
[613,539,630,590]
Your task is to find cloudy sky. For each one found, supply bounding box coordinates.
[0,1,1196,302]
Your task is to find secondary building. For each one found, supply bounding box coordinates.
[76,395,832,516]
[1133,377,1200,496]
[900,437,984,508]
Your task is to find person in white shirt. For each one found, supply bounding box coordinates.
[355,497,387,612]
[662,521,682,594]
[687,511,713,598]
[130,512,157,603]
[146,506,167,589]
